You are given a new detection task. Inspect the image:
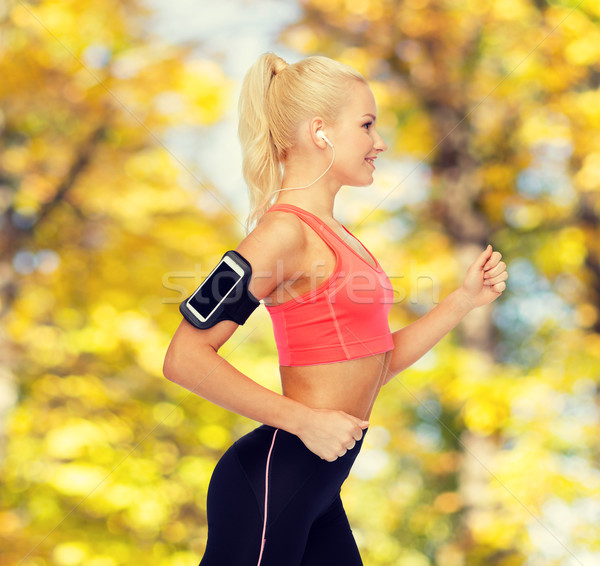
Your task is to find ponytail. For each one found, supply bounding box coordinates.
[238,54,286,231]
[238,53,366,230]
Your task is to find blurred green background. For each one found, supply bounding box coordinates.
[1,1,599,565]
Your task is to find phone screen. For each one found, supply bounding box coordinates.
[187,260,244,320]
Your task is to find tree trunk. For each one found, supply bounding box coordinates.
[432,110,503,551]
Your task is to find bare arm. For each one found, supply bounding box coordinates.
[163,214,367,461]
[164,317,318,431]
[386,245,508,380]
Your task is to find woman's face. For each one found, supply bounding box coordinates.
[326,81,388,188]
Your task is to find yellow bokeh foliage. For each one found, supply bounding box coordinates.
[2,0,600,565]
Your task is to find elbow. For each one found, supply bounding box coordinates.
[162,338,218,388]
[388,360,405,377]
[382,365,401,386]
[162,345,177,382]
[163,339,187,383]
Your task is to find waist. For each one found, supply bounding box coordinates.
[280,351,392,420]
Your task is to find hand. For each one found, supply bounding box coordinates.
[296,408,369,462]
[461,245,508,309]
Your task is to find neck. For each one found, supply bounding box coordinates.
[274,188,338,219]
[278,143,343,217]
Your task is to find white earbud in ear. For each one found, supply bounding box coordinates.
[316,131,333,148]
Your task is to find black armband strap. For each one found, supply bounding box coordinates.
[179,250,260,329]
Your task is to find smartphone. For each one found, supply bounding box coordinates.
[185,255,246,323]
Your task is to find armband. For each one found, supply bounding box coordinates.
[179,250,260,329]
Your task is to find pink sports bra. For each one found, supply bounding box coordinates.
[265,204,394,366]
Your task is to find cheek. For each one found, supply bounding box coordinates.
[363,133,374,149]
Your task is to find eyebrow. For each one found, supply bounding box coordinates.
[362,113,377,121]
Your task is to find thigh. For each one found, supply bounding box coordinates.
[200,426,321,566]
[299,495,363,566]
[200,426,365,566]
[235,426,324,566]
[256,432,364,566]
[199,445,263,566]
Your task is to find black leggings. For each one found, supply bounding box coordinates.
[199,424,365,566]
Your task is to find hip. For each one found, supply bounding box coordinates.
[211,424,367,524]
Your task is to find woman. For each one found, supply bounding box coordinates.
[163,53,508,566]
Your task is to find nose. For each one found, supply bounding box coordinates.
[373,128,387,153]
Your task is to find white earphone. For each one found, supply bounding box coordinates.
[317,131,333,148]
[275,131,335,192]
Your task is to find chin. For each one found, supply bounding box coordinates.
[344,175,375,188]
[357,177,375,187]
[344,181,374,190]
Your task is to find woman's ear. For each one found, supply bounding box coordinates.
[308,117,328,148]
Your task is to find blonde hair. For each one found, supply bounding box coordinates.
[238,53,366,230]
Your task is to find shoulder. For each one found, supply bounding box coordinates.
[235,210,306,299]
[255,210,304,242]
[237,210,305,261]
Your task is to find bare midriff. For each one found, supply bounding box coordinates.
[280,350,392,422]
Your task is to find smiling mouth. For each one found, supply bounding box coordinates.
[365,157,376,169]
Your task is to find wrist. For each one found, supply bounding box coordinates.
[280,399,314,436]
[448,287,476,316]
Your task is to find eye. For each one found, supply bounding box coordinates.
[362,121,373,130]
